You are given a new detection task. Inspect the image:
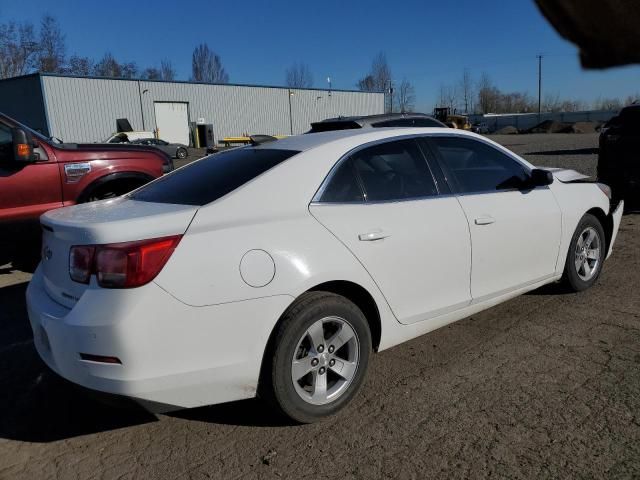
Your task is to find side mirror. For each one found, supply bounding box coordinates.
[12,128,37,163]
[528,168,554,188]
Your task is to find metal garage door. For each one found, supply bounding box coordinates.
[154,102,189,145]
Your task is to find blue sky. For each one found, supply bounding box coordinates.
[2,0,639,111]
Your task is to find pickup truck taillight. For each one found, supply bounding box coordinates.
[69,236,182,288]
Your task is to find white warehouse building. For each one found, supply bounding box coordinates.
[0,73,385,146]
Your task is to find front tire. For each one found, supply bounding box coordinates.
[562,213,605,292]
[262,291,372,423]
[176,147,188,159]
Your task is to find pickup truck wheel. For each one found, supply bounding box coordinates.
[82,180,146,203]
[562,213,605,292]
[177,147,188,159]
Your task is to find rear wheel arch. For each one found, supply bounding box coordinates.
[258,280,382,394]
[77,172,155,203]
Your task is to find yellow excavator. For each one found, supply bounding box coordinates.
[433,107,472,130]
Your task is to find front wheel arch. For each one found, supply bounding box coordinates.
[586,207,613,255]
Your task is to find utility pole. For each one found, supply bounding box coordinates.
[288,89,294,135]
[537,54,543,115]
[388,80,394,113]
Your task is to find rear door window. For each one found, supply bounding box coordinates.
[319,158,364,203]
[350,139,438,201]
[130,148,299,206]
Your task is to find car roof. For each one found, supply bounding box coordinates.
[254,127,461,153]
[315,112,439,126]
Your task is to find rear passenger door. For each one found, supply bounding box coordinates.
[427,135,561,301]
[309,137,472,325]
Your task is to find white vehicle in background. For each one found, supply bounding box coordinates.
[27,128,623,423]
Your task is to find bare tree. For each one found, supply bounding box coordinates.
[141,67,161,80]
[593,97,623,111]
[191,43,228,83]
[66,55,93,75]
[357,74,376,92]
[438,84,458,111]
[38,15,65,73]
[0,20,38,78]
[93,52,121,77]
[160,59,176,81]
[476,72,500,114]
[357,52,393,111]
[395,78,415,113]
[120,62,138,79]
[459,69,474,113]
[285,61,313,88]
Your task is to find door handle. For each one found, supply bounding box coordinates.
[474,216,495,225]
[358,231,390,241]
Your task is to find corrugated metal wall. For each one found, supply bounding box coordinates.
[0,75,49,135]
[42,76,144,142]
[41,75,385,143]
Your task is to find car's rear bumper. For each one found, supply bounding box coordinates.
[26,266,293,411]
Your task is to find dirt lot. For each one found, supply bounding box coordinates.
[1,133,639,479]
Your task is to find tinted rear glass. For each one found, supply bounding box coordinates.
[130,148,299,206]
[308,121,361,133]
[372,118,443,128]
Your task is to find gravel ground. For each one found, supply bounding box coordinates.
[1,133,639,479]
[489,132,600,178]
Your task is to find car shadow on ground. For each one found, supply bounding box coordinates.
[0,281,158,443]
[168,398,295,428]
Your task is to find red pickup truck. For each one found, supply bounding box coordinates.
[0,112,173,265]
[0,112,172,229]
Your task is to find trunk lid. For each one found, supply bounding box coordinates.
[40,197,198,308]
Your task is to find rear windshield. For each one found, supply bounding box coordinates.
[130,147,299,206]
[308,121,361,133]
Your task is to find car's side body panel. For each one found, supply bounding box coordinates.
[310,198,472,324]
[455,188,562,301]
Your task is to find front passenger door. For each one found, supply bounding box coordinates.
[310,138,472,325]
[429,136,562,301]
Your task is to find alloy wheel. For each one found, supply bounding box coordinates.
[291,316,360,406]
[574,226,601,281]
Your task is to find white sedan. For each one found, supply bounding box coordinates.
[27,128,623,423]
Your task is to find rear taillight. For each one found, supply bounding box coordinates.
[69,235,181,288]
[69,245,96,284]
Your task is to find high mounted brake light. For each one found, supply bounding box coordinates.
[69,235,182,288]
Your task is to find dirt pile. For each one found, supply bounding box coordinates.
[570,121,602,133]
[526,120,602,134]
[495,125,519,134]
[527,120,573,134]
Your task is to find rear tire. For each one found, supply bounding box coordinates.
[261,291,372,424]
[176,147,188,159]
[562,213,605,292]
